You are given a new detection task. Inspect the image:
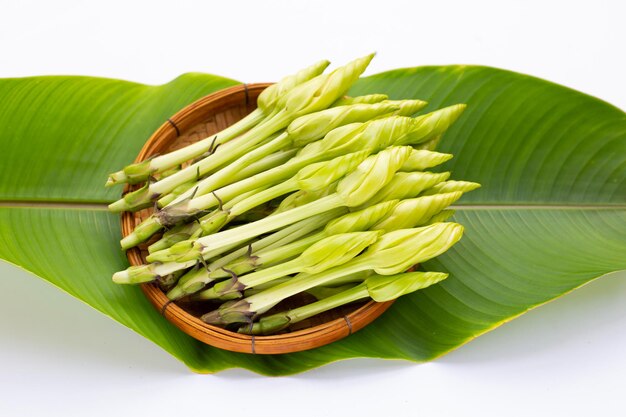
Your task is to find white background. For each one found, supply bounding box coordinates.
[1,1,625,416]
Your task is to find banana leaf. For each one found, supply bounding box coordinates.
[0,66,624,376]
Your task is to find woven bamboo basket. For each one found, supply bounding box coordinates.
[121,83,395,354]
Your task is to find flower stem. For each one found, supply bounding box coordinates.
[108,111,291,212]
[105,108,265,186]
[241,284,369,335]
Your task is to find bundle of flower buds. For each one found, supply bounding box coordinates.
[107,54,480,335]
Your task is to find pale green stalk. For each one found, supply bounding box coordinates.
[241,278,295,298]
[208,200,399,280]
[130,109,461,247]
[205,208,347,271]
[164,185,265,251]
[109,54,375,212]
[143,195,341,264]
[304,284,356,301]
[144,146,412,264]
[148,222,197,254]
[157,182,196,209]
[193,277,295,301]
[114,236,261,285]
[230,148,298,185]
[158,131,292,207]
[106,59,330,187]
[159,165,181,178]
[316,270,373,287]
[105,110,265,187]
[201,223,464,325]
[181,185,272,237]
[159,150,368,239]
[119,184,263,252]
[165,209,347,299]
[121,121,396,249]
[240,271,448,335]
[120,105,415,251]
[196,231,381,300]
[158,147,297,208]
[212,150,367,221]
[109,113,293,212]
[207,190,470,287]
[223,191,469,280]
[271,181,338,215]
[156,131,288,206]
[114,147,411,284]
[167,185,264,231]
[168,101,400,206]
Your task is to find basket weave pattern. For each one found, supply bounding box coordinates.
[121,83,394,354]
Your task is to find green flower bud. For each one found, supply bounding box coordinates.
[425,209,455,224]
[294,122,367,161]
[146,239,204,263]
[272,184,340,215]
[199,210,230,234]
[257,59,330,113]
[362,223,464,275]
[421,180,482,195]
[325,200,399,235]
[119,216,163,250]
[299,231,381,274]
[287,102,400,147]
[359,171,450,208]
[295,150,369,191]
[394,104,467,146]
[382,99,428,116]
[366,271,449,302]
[372,192,463,231]
[413,134,442,151]
[337,146,413,207]
[122,158,154,184]
[400,149,453,171]
[278,54,375,118]
[332,94,388,107]
[294,115,421,164]
[148,222,198,253]
[112,264,157,284]
[358,116,417,150]
[108,182,154,212]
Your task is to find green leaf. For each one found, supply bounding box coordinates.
[0,74,238,202]
[0,66,624,376]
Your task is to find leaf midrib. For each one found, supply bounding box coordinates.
[0,201,624,211]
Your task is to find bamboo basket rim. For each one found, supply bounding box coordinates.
[120,83,394,355]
